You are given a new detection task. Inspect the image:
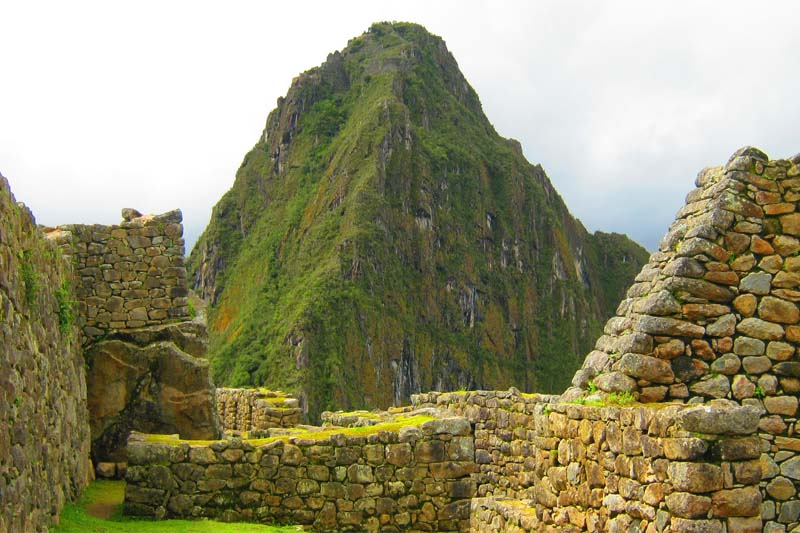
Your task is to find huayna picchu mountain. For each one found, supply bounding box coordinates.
[189,22,649,418]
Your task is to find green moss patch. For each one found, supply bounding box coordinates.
[143,414,436,448]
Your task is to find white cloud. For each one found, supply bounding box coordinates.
[1,0,798,252]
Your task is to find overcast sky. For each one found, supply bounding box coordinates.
[2,1,798,253]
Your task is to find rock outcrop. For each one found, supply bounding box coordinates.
[86,321,217,462]
[0,175,91,532]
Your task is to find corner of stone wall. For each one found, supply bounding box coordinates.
[565,147,800,530]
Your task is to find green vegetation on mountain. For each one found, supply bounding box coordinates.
[189,22,648,418]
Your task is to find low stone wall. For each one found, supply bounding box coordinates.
[415,390,764,532]
[125,417,475,531]
[46,208,190,341]
[0,176,91,531]
[216,388,302,433]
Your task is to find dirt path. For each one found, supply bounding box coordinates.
[86,494,121,519]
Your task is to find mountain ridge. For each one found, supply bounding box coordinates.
[189,22,649,418]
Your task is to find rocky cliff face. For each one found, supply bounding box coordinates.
[189,22,648,418]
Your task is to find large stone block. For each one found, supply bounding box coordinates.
[87,323,218,462]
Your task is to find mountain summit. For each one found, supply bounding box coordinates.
[189,22,648,417]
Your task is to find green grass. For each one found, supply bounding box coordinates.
[54,481,302,532]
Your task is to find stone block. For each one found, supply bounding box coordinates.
[669,462,722,493]
[665,492,711,518]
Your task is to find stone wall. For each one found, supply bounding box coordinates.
[46,208,190,342]
[47,208,218,464]
[216,388,302,433]
[124,417,475,531]
[414,390,764,532]
[566,147,800,531]
[0,175,91,531]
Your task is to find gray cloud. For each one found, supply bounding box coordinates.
[1,1,798,252]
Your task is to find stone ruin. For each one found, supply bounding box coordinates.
[5,147,800,532]
[124,148,800,532]
[45,209,219,470]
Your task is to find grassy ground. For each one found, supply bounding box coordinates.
[54,480,303,532]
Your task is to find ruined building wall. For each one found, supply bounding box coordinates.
[216,388,302,433]
[0,175,91,532]
[414,391,763,532]
[125,418,475,531]
[567,147,800,531]
[49,209,218,464]
[47,208,190,342]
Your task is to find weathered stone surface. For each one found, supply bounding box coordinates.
[635,315,705,338]
[774,271,800,288]
[726,516,763,533]
[764,396,798,416]
[663,257,706,278]
[742,356,771,374]
[781,213,800,235]
[731,375,755,399]
[422,418,471,436]
[715,437,762,461]
[710,353,741,375]
[654,339,685,359]
[668,462,723,493]
[665,277,735,303]
[737,318,785,340]
[594,371,637,393]
[663,438,707,460]
[710,487,761,517]
[689,375,730,399]
[739,272,772,295]
[616,333,654,355]
[665,492,711,518]
[616,353,674,384]
[733,336,766,356]
[681,304,731,321]
[87,325,218,462]
[633,290,681,316]
[759,296,800,324]
[766,477,796,500]
[706,314,736,337]
[675,400,760,435]
[672,356,709,382]
[733,294,758,316]
[767,341,795,361]
[751,235,775,255]
[774,362,800,377]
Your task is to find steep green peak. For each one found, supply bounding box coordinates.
[260,22,487,147]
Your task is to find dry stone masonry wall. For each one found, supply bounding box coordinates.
[414,391,763,532]
[46,208,189,342]
[46,208,217,465]
[0,175,91,532]
[567,147,800,531]
[125,417,475,531]
[216,388,302,434]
